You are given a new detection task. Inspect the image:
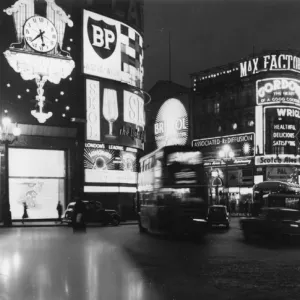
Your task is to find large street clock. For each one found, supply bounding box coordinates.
[23,16,58,53]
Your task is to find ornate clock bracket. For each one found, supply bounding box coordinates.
[31,76,53,123]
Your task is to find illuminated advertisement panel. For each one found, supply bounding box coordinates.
[154,98,189,148]
[192,133,255,160]
[85,78,145,150]
[84,142,138,184]
[264,106,300,154]
[83,10,144,89]
[240,53,300,77]
[256,78,300,106]
[266,166,298,183]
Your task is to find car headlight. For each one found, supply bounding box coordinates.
[290,224,299,228]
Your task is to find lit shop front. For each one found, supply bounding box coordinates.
[8,148,66,220]
[192,133,255,206]
[255,77,300,184]
[84,78,145,218]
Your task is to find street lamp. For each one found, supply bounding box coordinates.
[0,113,21,227]
[218,145,235,204]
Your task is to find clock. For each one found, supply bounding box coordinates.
[23,16,58,53]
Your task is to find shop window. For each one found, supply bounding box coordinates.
[9,148,66,219]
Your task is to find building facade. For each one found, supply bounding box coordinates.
[191,50,300,210]
[0,0,145,221]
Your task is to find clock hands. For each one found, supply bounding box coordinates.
[40,31,45,47]
[31,30,46,47]
[32,31,44,42]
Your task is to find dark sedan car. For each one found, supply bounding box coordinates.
[240,207,300,242]
[207,205,230,228]
[63,200,121,226]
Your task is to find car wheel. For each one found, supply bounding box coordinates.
[111,215,120,226]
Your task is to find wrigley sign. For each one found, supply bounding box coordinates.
[240,54,300,77]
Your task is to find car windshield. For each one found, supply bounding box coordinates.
[209,207,226,214]
[67,203,75,209]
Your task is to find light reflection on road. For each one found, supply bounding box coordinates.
[0,228,159,300]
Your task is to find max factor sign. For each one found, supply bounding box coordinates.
[240,54,300,77]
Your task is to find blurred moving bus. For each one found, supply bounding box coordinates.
[253,181,300,210]
[136,145,209,237]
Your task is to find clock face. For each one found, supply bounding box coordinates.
[23,16,58,53]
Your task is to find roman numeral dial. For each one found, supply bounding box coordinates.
[23,16,58,53]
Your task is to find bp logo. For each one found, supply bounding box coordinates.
[154,98,188,148]
[87,17,117,59]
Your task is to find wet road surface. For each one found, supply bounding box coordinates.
[0,219,300,300]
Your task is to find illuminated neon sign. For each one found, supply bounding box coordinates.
[264,106,300,154]
[255,155,300,166]
[240,54,300,77]
[154,98,189,148]
[192,133,255,159]
[256,78,300,106]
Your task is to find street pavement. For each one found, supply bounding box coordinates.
[0,218,300,300]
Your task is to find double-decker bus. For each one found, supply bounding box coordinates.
[136,145,209,237]
[253,181,300,210]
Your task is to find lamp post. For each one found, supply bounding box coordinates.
[0,113,21,227]
[218,145,235,204]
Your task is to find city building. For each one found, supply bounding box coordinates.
[190,49,300,209]
[0,0,145,222]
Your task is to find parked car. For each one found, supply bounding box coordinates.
[240,207,300,242]
[207,205,230,228]
[63,200,121,226]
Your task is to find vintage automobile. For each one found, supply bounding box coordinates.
[207,205,230,228]
[240,207,300,242]
[63,200,121,226]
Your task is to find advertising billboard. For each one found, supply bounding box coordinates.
[84,142,138,184]
[83,9,144,89]
[240,53,300,77]
[266,166,298,183]
[256,78,300,106]
[264,106,300,154]
[154,98,189,148]
[86,78,145,150]
[192,133,255,160]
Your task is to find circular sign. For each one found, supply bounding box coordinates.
[154,98,188,148]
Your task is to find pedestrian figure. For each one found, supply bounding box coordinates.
[72,197,86,233]
[56,201,63,223]
[22,202,28,224]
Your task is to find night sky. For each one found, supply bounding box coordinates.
[143,0,300,90]
[1,0,300,126]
